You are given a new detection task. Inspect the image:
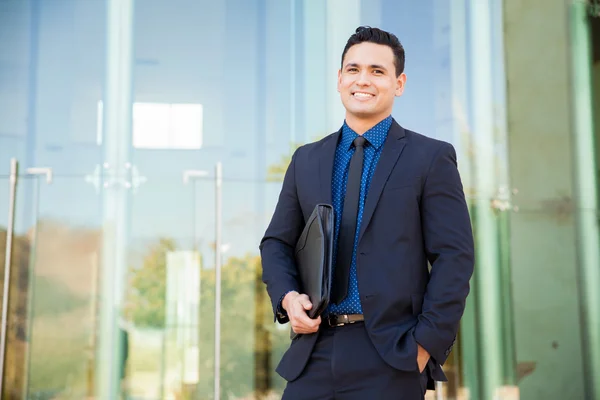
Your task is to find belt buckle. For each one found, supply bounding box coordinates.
[329,314,349,327]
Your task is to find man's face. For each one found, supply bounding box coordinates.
[338,42,406,122]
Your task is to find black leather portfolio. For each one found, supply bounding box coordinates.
[294,203,335,320]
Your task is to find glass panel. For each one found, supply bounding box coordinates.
[26,174,102,398]
[219,179,288,399]
[124,175,206,399]
[0,0,105,397]
[453,1,514,398]
[0,172,103,399]
[0,0,106,177]
[122,175,292,399]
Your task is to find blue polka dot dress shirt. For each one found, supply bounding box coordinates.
[327,116,392,315]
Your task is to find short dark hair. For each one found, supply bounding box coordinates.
[341,26,405,77]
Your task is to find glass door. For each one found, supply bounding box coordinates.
[0,0,106,397]
[120,164,292,399]
[122,165,217,399]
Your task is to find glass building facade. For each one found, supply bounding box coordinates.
[0,0,598,399]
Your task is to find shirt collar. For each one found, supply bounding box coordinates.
[340,116,392,151]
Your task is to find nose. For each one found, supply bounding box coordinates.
[356,70,371,86]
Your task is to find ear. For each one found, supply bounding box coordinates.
[395,73,407,97]
[337,69,342,92]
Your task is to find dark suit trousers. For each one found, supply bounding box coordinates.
[282,322,428,400]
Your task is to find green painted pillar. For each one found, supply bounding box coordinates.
[449,1,483,397]
[460,202,481,400]
[497,208,517,386]
[568,3,600,400]
[469,0,505,398]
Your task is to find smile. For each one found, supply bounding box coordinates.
[352,92,375,99]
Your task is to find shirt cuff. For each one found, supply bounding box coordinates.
[276,290,295,323]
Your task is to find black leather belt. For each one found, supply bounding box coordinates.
[324,314,364,327]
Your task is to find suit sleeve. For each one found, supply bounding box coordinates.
[414,142,475,365]
[259,149,305,323]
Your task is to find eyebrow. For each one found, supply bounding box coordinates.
[345,63,388,71]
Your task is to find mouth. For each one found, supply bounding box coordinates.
[352,91,375,100]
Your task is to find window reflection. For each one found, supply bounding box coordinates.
[96,101,204,149]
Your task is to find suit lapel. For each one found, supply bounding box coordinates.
[358,121,407,244]
[318,128,341,204]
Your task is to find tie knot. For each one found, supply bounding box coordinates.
[353,136,367,148]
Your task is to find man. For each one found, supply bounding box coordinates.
[260,26,474,399]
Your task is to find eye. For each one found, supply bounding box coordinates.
[347,67,358,72]
[373,69,384,74]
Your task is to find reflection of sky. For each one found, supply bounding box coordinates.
[0,0,505,262]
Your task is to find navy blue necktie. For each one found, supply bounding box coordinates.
[332,136,366,304]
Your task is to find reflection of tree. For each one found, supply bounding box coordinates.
[125,237,289,399]
[124,238,176,329]
[0,222,101,398]
[266,134,326,182]
[266,143,302,182]
[0,229,30,399]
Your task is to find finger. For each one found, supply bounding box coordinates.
[290,299,312,319]
[291,321,314,334]
[290,309,320,329]
[298,297,313,310]
[306,315,320,329]
[292,314,321,333]
[290,311,314,328]
[293,325,319,334]
[293,300,321,320]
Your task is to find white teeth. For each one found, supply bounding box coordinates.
[354,92,374,98]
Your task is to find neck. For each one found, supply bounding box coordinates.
[345,113,390,135]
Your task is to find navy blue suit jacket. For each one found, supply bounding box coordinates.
[260,119,475,383]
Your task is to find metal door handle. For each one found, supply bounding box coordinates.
[183,169,209,185]
[214,162,222,400]
[182,165,221,399]
[26,167,53,184]
[0,158,19,396]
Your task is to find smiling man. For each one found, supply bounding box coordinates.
[260,26,475,399]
